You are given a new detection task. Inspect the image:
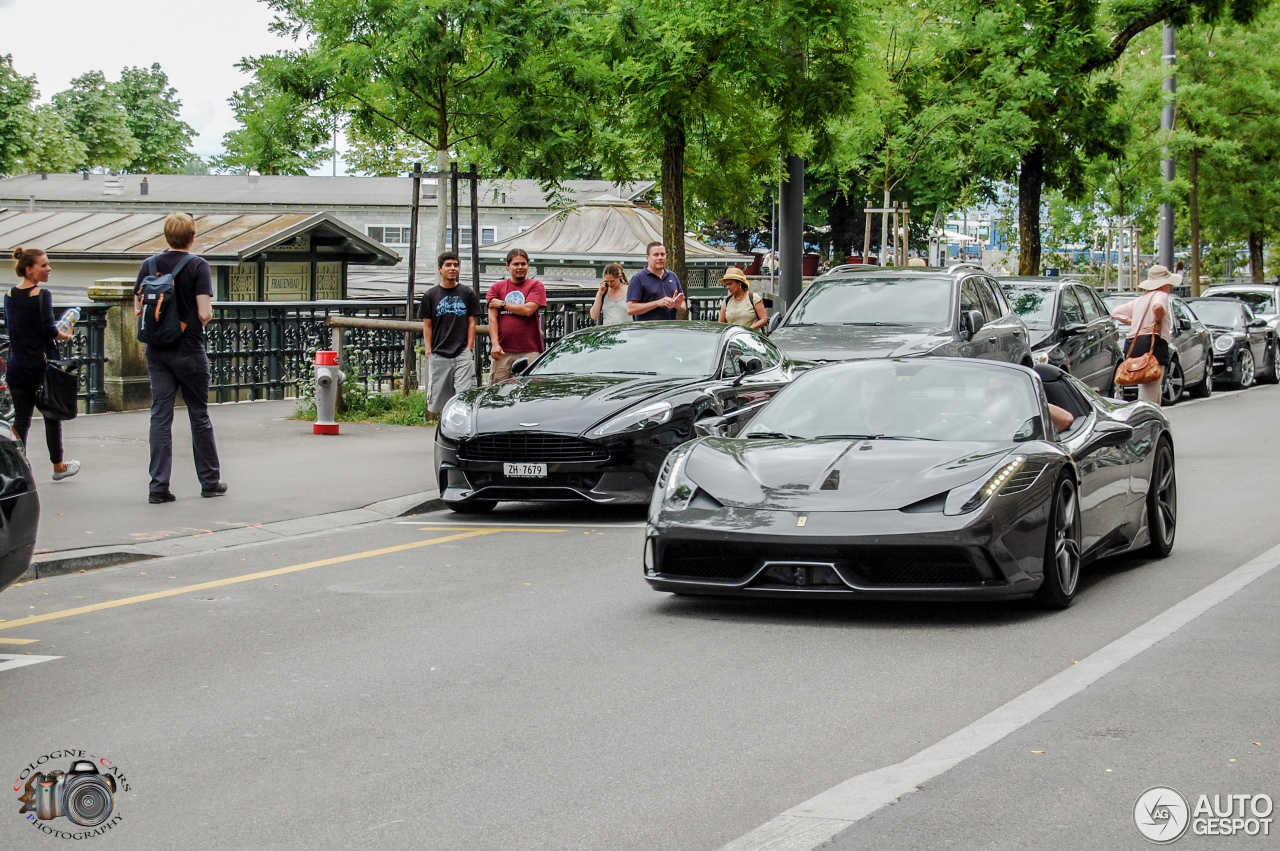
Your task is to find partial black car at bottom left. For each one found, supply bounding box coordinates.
[434,322,803,512]
[0,341,41,594]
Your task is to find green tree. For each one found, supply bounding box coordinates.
[113,63,198,173]
[51,70,140,171]
[343,118,433,176]
[17,106,88,174]
[0,55,38,176]
[211,65,333,175]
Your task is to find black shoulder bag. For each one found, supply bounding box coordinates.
[34,293,79,421]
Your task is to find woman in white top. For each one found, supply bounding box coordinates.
[1109,265,1178,405]
[590,263,632,325]
[718,268,767,330]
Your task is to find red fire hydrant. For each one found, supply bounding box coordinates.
[313,350,344,435]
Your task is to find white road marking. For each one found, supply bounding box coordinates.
[717,541,1280,851]
[0,654,62,673]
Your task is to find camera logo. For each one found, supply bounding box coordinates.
[14,751,129,840]
[1135,786,1191,844]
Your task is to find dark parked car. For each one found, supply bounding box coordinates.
[1184,297,1279,387]
[644,358,1175,609]
[0,341,40,594]
[435,322,802,512]
[1201,284,1280,336]
[767,267,1032,366]
[1103,293,1214,403]
[1001,278,1123,394]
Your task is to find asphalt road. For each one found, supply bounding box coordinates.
[1,384,1277,850]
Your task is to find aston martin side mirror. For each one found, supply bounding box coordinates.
[732,356,764,386]
[511,357,530,376]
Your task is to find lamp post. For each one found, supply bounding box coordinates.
[1158,24,1176,270]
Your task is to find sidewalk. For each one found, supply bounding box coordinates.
[23,399,440,578]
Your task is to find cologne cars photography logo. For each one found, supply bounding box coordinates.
[14,751,130,840]
[1135,786,1191,843]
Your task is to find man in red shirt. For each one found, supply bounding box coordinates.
[485,248,547,382]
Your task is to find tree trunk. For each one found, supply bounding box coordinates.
[1018,146,1045,275]
[661,125,687,288]
[828,191,856,262]
[1189,147,1202,295]
[1249,230,1265,283]
[435,146,449,267]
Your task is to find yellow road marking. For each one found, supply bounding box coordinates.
[0,638,40,645]
[0,530,508,633]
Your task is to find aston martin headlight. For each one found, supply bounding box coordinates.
[589,401,673,437]
[945,456,1026,515]
[662,449,697,511]
[1214,335,1235,353]
[438,396,474,440]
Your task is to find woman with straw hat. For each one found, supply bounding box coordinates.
[1109,264,1180,404]
[718,268,767,330]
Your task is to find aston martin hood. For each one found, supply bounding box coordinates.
[472,374,697,434]
[770,324,949,361]
[684,437,1015,511]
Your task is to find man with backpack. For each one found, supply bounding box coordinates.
[134,212,225,504]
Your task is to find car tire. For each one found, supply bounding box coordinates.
[1144,437,1177,558]
[445,499,498,514]
[1035,476,1082,610]
[1189,362,1213,398]
[1237,348,1256,387]
[1161,358,1184,405]
[1260,340,1280,384]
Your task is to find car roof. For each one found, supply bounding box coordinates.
[812,267,976,282]
[811,355,1034,378]
[1185,296,1243,303]
[1000,277,1090,287]
[1203,284,1279,292]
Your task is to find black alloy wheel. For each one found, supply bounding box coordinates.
[1161,358,1184,405]
[1035,477,1082,609]
[1144,437,1177,557]
[1189,361,1213,398]
[446,499,498,514]
[1237,348,1256,387]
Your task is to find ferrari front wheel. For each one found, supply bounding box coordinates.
[1036,477,1082,610]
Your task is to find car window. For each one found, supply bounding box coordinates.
[1187,300,1246,329]
[530,326,720,377]
[985,278,1012,316]
[721,336,753,377]
[732,332,780,368]
[975,278,1002,322]
[1172,299,1194,326]
[787,276,954,326]
[1074,287,1102,322]
[1058,288,1085,326]
[1084,288,1111,320]
[1207,289,1277,314]
[959,278,983,317]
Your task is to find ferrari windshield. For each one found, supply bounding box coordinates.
[529,326,720,377]
[787,277,953,326]
[1188,301,1246,329]
[1003,284,1056,327]
[745,361,1044,442]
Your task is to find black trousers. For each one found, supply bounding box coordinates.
[146,345,220,493]
[10,382,63,465]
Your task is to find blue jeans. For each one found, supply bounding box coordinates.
[146,345,220,493]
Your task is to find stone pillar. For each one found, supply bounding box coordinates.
[87,278,151,411]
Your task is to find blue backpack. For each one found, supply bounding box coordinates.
[137,254,195,346]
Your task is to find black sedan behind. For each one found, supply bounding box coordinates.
[1001,278,1122,393]
[435,322,802,512]
[1184,297,1279,387]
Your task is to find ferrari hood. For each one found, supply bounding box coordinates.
[770,324,950,362]
[684,437,1015,511]
[472,374,696,434]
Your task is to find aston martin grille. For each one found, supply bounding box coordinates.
[459,434,609,463]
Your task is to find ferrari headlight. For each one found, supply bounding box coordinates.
[1214,335,1235,353]
[589,401,673,437]
[945,456,1026,515]
[438,396,474,440]
[662,449,697,511]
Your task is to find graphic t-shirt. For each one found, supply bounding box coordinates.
[484,278,547,353]
[418,284,482,358]
[133,250,214,350]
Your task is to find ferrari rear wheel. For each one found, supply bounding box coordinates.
[1145,437,1177,557]
[1036,477,1082,609]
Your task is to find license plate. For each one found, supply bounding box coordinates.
[504,462,547,478]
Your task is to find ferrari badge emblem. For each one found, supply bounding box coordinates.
[796,516,808,527]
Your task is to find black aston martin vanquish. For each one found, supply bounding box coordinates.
[644,358,1176,608]
[434,322,804,512]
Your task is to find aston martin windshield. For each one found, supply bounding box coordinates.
[1004,284,1056,327]
[1188,301,1246,328]
[529,327,720,377]
[744,361,1043,442]
[788,277,953,326]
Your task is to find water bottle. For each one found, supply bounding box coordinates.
[56,308,80,335]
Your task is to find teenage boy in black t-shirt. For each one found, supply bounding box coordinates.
[133,212,224,504]
[418,252,482,414]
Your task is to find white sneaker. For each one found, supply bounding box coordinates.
[52,460,80,481]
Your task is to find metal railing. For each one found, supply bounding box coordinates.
[0,304,108,414]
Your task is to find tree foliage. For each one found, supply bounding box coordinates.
[113,64,198,173]
[211,60,334,175]
[0,55,38,176]
[51,71,141,171]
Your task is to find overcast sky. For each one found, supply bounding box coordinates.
[1,0,313,161]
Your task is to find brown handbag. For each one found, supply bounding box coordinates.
[1114,296,1164,386]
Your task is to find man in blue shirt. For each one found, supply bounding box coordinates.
[627,242,685,321]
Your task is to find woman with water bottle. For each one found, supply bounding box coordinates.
[5,248,80,479]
